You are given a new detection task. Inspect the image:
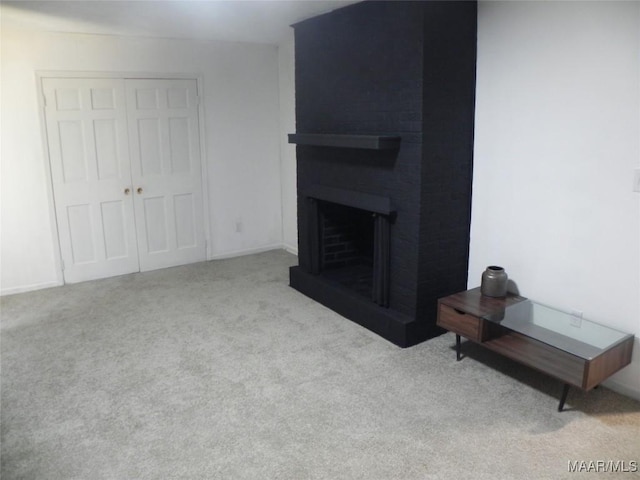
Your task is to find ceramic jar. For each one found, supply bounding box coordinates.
[481,266,508,298]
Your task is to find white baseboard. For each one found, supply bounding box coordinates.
[282,243,298,256]
[1,280,62,297]
[603,378,640,402]
[209,244,287,261]
[2,246,297,296]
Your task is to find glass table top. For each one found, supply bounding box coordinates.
[482,300,633,360]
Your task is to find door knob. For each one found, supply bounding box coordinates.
[124,188,131,195]
[137,187,143,194]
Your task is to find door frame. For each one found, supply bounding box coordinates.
[36,71,211,285]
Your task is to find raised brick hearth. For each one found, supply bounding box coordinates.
[289,0,478,347]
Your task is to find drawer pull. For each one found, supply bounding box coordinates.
[453,308,466,315]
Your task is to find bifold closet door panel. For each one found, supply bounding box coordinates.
[125,78,206,272]
[43,78,139,283]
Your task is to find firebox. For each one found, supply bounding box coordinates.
[306,192,392,308]
[319,201,374,294]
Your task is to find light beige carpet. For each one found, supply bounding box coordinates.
[2,250,639,479]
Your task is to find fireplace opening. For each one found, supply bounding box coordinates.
[306,194,391,307]
[319,200,375,298]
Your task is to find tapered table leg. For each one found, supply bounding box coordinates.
[456,334,461,361]
[558,383,570,412]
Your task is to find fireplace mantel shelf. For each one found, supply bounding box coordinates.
[288,133,401,150]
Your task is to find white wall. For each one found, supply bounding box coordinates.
[471,1,640,398]
[1,17,283,294]
[278,30,298,255]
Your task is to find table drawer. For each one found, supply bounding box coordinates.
[437,304,482,341]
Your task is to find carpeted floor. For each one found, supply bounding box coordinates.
[1,250,639,479]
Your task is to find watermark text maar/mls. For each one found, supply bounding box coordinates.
[568,460,638,473]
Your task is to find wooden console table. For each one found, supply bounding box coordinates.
[437,288,635,411]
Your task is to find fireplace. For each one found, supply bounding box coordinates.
[289,1,477,347]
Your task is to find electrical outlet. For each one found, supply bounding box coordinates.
[235,220,243,233]
[634,169,640,193]
[570,309,582,327]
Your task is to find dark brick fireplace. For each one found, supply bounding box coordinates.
[289,1,477,347]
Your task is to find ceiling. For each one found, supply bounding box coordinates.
[1,0,360,45]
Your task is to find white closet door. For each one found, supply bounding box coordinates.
[43,78,139,283]
[125,79,206,272]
